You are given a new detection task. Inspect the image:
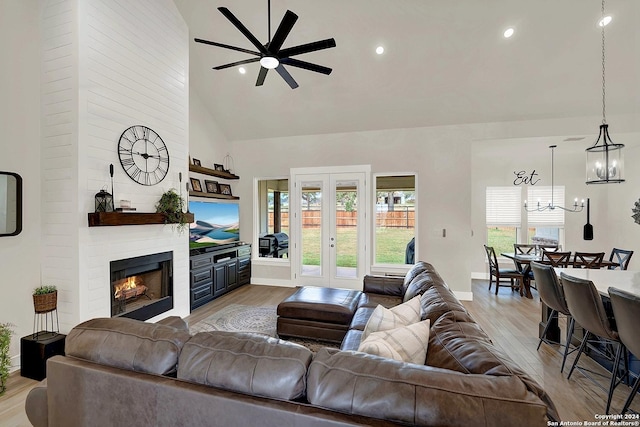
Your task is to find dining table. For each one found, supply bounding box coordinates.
[500,252,618,299]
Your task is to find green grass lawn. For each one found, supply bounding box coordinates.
[301,227,414,266]
[487,226,516,255]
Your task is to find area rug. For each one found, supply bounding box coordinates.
[189,304,277,336]
[189,304,339,352]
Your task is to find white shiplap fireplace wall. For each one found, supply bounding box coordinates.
[41,0,190,332]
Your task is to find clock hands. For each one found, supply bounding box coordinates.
[132,151,160,160]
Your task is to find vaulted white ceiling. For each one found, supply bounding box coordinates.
[174,0,639,142]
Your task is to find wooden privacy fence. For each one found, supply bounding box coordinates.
[269,208,414,229]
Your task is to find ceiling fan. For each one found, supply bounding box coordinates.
[194,1,336,89]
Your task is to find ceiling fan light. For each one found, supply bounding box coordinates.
[260,56,280,69]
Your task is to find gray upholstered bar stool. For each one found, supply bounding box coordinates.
[531,262,574,372]
[561,273,627,414]
[608,287,640,414]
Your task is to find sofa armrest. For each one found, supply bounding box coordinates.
[156,315,189,331]
[25,379,48,427]
[362,275,404,296]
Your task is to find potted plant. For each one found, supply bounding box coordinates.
[0,322,14,396]
[155,189,188,232]
[33,285,58,313]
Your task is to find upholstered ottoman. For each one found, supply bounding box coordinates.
[277,287,363,343]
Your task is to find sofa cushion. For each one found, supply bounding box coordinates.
[307,348,551,427]
[403,272,442,302]
[419,285,468,324]
[358,319,430,365]
[178,332,312,401]
[65,317,191,376]
[401,261,434,292]
[361,296,421,341]
[349,306,375,331]
[357,293,403,309]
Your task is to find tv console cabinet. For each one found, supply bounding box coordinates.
[189,243,251,311]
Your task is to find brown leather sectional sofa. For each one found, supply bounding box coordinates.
[25,261,558,426]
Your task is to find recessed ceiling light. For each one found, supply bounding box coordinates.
[599,15,612,27]
[375,46,384,55]
[503,28,515,38]
[238,67,246,74]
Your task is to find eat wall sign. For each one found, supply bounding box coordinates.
[513,170,540,186]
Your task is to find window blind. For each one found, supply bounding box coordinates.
[527,186,565,226]
[486,187,521,226]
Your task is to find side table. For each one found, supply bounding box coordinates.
[20,332,66,381]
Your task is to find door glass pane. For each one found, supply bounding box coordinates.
[301,182,322,276]
[335,181,358,279]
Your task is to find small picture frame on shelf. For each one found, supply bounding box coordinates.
[192,158,201,166]
[214,163,225,172]
[190,178,203,192]
[204,180,219,194]
[218,183,232,196]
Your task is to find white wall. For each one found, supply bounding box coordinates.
[0,0,42,371]
[40,0,189,333]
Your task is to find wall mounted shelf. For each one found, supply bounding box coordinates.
[88,212,194,227]
[189,164,239,180]
[189,191,239,201]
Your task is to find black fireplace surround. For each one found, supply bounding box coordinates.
[110,251,173,321]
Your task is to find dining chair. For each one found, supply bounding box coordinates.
[608,248,634,270]
[484,245,522,295]
[573,252,605,269]
[538,244,560,252]
[542,250,572,268]
[514,244,536,255]
[608,287,640,414]
[530,262,575,372]
[561,273,628,414]
[513,244,536,286]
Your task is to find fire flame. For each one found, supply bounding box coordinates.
[114,276,138,300]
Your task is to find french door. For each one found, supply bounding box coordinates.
[291,167,369,289]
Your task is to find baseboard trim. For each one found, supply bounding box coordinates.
[250,278,296,287]
[454,291,473,301]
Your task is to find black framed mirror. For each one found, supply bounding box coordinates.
[0,171,23,237]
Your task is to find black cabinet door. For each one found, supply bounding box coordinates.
[213,263,227,296]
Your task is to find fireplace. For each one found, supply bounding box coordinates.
[110,251,173,320]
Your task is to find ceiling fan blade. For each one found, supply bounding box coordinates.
[280,58,332,75]
[256,67,268,86]
[194,38,260,57]
[278,38,336,58]
[269,10,298,53]
[218,7,268,55]
[214,57,260,71]
[275,65,299,89]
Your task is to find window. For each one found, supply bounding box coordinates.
[374,174,416,265]
[256,178,289,258]
[526,186,564,248]
[484,186,566,254]
[485,187,521,255]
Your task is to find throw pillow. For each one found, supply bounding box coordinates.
[357,319,430,365]
[361,295,421,341]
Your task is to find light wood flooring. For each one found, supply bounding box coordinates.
[1,281,638,426]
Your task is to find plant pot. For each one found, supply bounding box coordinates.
[33,291,57,313]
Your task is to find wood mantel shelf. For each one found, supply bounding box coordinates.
[88,212,194,227]
[189,164,239,180]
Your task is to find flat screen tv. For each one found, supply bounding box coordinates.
[189,201,239,249]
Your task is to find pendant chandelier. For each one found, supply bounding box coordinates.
[585,0,624,184]
[525,145,584,213]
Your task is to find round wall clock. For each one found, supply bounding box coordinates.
[118,125,169,186]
